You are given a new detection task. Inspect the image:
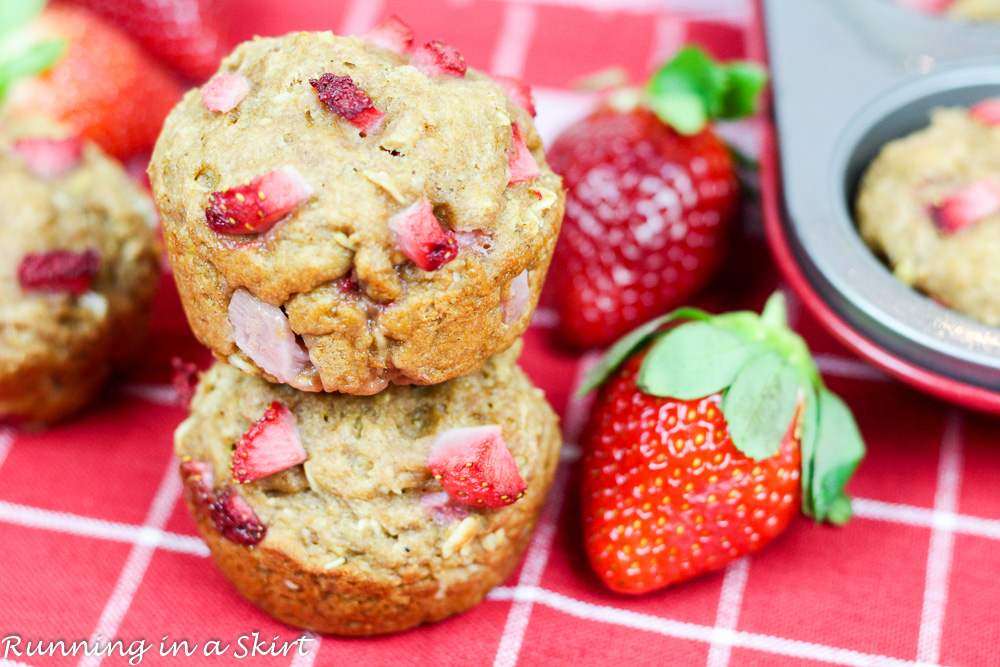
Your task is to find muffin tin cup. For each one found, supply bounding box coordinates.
[753,0,1000,412]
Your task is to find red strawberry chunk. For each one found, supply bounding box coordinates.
[13,137,84,179]
[388,199,458,271]
[180,461,266,546]
[171,357,200,406]
[205,166,312,234]
[228,288,313,386]
[310,73,386,132]
[180,459,216,514]
[411,41,467,78]
[428,425,526,507]
[365,15,414,54]
[420,491,470,524]
[231,402,307,483]
[495,76,536,116]
[209,487,267,546]
[970,97,1000,127]
[18,249,100,295]
[200,72,250,113]
[508,124,541,185]
[930,179,1000,234]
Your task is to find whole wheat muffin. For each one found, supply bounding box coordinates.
[174,342,561,635]
[0,123,160,426]
[857,106,1000,325]
[150,26,564,394]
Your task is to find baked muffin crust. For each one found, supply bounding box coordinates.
[175,343,561,635]
[150,31,564,394]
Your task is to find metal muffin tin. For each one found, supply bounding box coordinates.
[757,0,1000,411]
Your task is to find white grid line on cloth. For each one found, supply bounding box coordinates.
[705,557,752,667]
[0,500,209,556]
[851,499,1000,541]
[0,659,33,667]
[77,458,183,667]
[0,427,16,472]
[488,585,949,667]
[4,491,998,561]
[484,0,750,22]
[492,352,600,667]
[287,634,321,667]
[492,465,572,667]
[648,13,687,71]
[490,2,538,78]
[917,410,964,665]
[339,0,386,36]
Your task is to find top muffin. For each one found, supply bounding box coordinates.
[150,27,564,394]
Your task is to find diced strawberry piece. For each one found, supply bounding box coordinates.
[180,459,216,514]
[970,98,1000,127]
[411,41,466,78]
[180,461,266,545]
[420,491,469,524]
[502,269,530,325]
[388,199,458,271]
[507,124,541,185]
[495,76,536,116]
[365,15,414,54]
[232,402,307,483]
[428,425,526,507]
[209,487,267,545]
[18,249,100,295]
[12,137,84,179]
[227,288,313,385]
[930,180,1000,234]
[205,166,312,234]
[200,72,249,113]
[171,357,200,406]
[310,73,386,132]
[350,105,387,133]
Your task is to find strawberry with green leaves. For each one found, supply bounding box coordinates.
[0,0,182,159]
[578,293,865,594]
[546,46,766,349]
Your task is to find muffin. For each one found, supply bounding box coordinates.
[856,106,1000,325]
[150,27,564,395]
[0,123,160,426]
[174,342,561,635]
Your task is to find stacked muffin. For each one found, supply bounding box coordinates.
[149,18,565,635]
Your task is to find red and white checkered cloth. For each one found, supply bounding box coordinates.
[3,1,999,665]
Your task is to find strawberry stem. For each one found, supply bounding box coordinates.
[644,45,767,136]
[0,0,65,103]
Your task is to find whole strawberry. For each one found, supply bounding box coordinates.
[546,47,766,349]
[65,0,229,81]
[578,294,865,594]
[0,2,183,159]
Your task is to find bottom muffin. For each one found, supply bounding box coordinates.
[174,342,561,636]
